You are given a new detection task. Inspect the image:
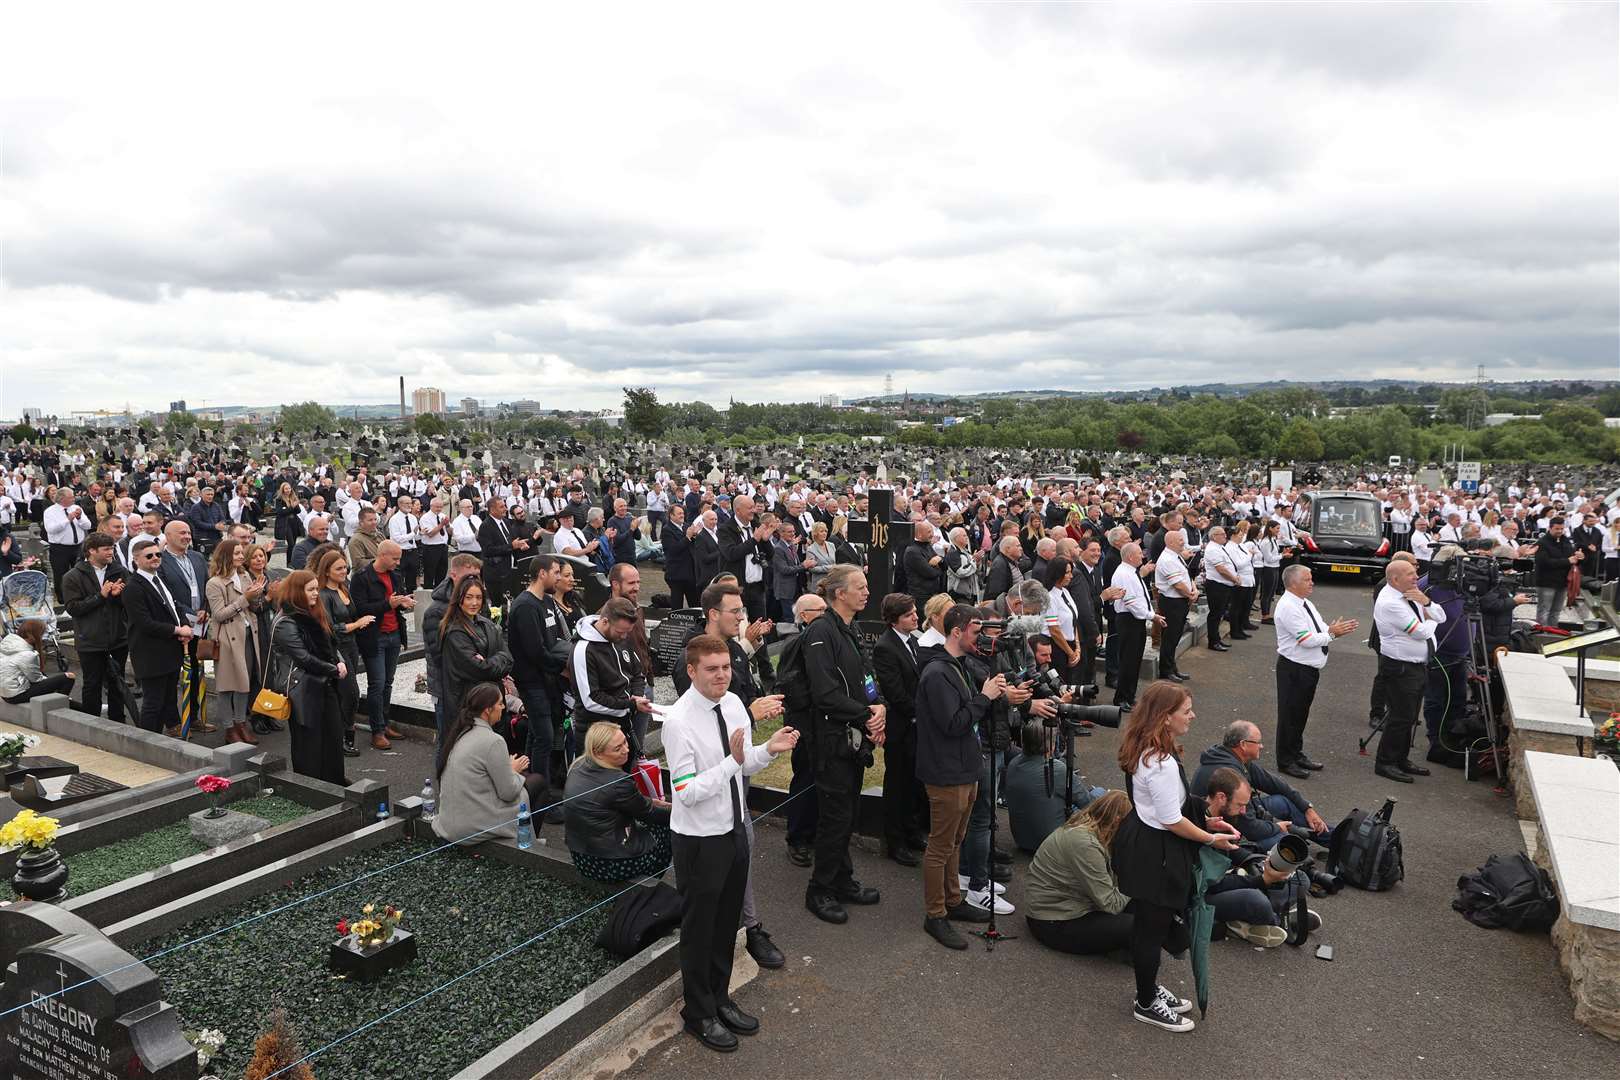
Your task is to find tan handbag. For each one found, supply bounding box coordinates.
[251,616,292,721]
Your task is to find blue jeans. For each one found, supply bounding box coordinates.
[1255,793,1327,850]
[962,749,1005,890]
[365,628,403,735]
[1208,871,1302,926]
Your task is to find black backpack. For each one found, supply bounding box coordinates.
[1328,798,1405,891]
[1452,853,1560,931]
[595,881,684,959]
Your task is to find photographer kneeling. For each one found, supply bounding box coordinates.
[1202,768,1319,947]
[1190,721,1329,849]
[1005,705,1108,854]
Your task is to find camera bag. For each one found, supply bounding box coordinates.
[1452,853,1559,931]
[1327,799,1404,891]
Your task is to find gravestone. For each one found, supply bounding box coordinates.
[649,609,704,677]
[842,488,912,617]
[0,905,197,1080]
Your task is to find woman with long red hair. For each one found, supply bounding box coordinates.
[268,569,348,784]
[1110,680,1238,1034]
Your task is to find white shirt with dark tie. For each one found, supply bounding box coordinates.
[139,568,181,624]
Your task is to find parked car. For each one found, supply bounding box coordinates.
[1297,490,1390,578]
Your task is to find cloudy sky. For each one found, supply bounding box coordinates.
[2,2,1616,417]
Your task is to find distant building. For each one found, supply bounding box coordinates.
[506,399,542,415]
[460,397,481,417]
[169,400,188,413]
[818,394,842,407]
[412,387,447,415]
[19,407,45,423]
[1484,413,1541,426]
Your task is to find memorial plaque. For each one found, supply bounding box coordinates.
[1,919,197,1080]
[650,609,704,677]
[0,756,80,791]
[851,619,888,664]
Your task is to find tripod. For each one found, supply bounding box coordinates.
[970,737,1017,950]
[1458,605,1506,783]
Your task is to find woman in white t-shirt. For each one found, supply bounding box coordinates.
[1109,681,1237,1033]
[1254,521,1283,623]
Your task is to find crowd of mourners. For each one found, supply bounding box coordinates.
[2,428,1617,1046]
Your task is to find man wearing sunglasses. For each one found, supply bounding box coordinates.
[122,537,193,735]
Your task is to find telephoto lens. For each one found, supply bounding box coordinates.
[1057,704,1123,729]
[1267,833,1312,874]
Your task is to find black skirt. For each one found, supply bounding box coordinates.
[1111,812,1200,911]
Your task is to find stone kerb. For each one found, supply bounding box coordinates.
[1499,652,1596,820]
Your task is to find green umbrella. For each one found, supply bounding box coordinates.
[1188,846,1230,1019]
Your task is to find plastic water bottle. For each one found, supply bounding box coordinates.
[516,801,534,850]
[420,779,437,822]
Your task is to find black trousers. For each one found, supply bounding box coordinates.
[421,545,448,589]
[1114,616,1147,706]
[880,726,927,851]
[742,582,767,622]
[49,543,77,602]
[1157,596,1189,677]
[1079,632,1100,688]
[672,828,749,1023]
[785,734,819,849]
[137,670,180,733]
[1131,899,1179,1008]
[77,646,130,724]
[667,578,701,610]
[1228,585,1253,637]
[1027,911,1135,956]
[4,673,74,705]
[810,733,863,896]
[397,548,420,593]
[1374,656,1427,766]
[1275,657,1321,768]
[1205,583,1231,646]
[290,684,346,784]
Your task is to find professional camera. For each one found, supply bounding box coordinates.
[1428,551,1511,600]
[973,619,1027,657]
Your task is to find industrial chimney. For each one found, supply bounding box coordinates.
[399,376,406,419]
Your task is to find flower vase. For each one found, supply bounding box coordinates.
[11,845,69,902]
[206,793,225,819]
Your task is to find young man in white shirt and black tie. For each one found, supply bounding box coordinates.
[1110,542,1164,712]
[1271,565,1357,779]
[664,633,797,1053]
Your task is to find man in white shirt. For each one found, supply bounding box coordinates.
[1110,542,1164,711]
[1371,559,1446,783]
[418,495,449,588]
[1272,565,1357,779]
[1202,526,1237,651]
[387,495,421,592]
[1152,529,1195,684]
[450,499,482,553]
[664,633,797,1053]
[550,507,597,558]
[43,486,89,600]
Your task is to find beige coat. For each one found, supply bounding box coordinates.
[206,573,261,694]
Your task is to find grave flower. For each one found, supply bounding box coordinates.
[0,730,40,767]
[339,900,404,949]
[1597,712,1620,760]
[196,774,232,818]
[0,808,59,852]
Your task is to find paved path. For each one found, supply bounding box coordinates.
[618,578,1620,1080]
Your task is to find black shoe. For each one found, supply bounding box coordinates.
[806,892,849,924]
[1115,702,1133,715]
[342,742,361,757]
[887,846,921,867]
[906,833,929,852]
[250,716,274,735]
[1165,671,1191,683]
[1242,623,1261,632]
[262,716,285,732]
[947,900,992,923]
[834,882,880,905]
[1209,642,1230,652]
[1374,763,1415,784]
[1298,756,1325,771]
[1104,676,1117,688]
[1280,762,1312,779]
[1230,633,1252,641]
[787,844,813,867]
[684,1017,739,1052]
[1396,760,1431,776]
[1426,745,1467,769]
[925,916,969,950]
[717,1001,760,1036]
[746,925,785,969]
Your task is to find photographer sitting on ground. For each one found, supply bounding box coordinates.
[1024,790,1145,956]
[1005,718,1106,853]
[1190,721,1329,849]
[1201,767,1319,947]
[564,721,673,882]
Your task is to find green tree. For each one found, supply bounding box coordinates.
[9,422,39,442]
[622,386,667,437]
[1594,387,1620,418]
[164,409,199,433]
[1193,433,1242,459]
[1275,418,1325,462]
[279,401,338,433]
[413,413,450,436]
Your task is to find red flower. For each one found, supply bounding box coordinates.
[336,919,349,935]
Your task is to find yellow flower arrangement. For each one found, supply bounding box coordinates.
[0,809,60,852]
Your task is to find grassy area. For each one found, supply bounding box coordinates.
[144,838,616,1080]
[65,793,311,897]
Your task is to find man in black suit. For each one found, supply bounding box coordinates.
[661,504,699,609]
[903,523,945,609]
[62,532,130,725]
[122,537,190,735]
[1067,536,1117,691]
[872,593,927,867]
[476,496,529,609]
[719,495,772,621]
[691,509,723,594]
[156,519,215,734]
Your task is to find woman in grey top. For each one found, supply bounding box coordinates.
[433,683,546,846]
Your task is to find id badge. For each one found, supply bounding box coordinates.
[863,673,878,704]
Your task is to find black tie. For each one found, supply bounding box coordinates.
[1408,600,1436,660]
[1304,601,1329,655]
[714,704,745,831]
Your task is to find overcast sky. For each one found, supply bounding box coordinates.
[2,2,1616,418]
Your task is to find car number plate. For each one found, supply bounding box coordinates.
[1329,563,1360,574]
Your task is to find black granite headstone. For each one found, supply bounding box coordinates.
[650,609,703,677]
[843,488,911,617]
[0,912,197,1080]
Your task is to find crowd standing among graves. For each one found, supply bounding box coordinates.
[3,425,1619,1045]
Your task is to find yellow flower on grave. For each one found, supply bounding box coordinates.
[362,903,375,915]
[0,809,59,852]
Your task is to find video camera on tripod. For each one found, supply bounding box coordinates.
[1427,550,1519,602]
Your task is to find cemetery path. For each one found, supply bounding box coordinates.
[618,578,1620,1080]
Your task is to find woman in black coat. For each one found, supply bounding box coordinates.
[272,482,305,550]
[439,575,513,721]
[269,569,347,785]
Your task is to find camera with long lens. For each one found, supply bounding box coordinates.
[1027,667,1118,728]
[1428,551,1513,601]
[973,619,1027,657]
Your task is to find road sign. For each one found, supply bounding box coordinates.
[1457,461,1481,493]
